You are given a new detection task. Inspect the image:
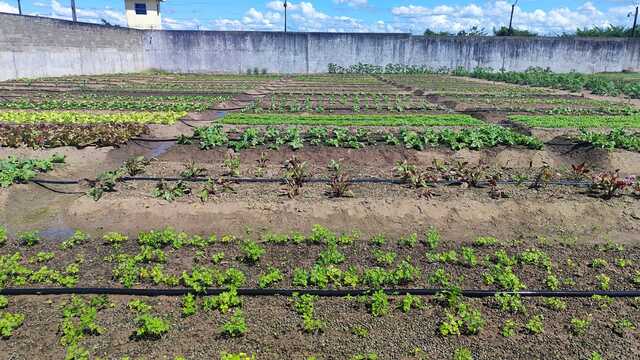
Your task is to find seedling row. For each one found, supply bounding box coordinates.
[1,226,639,358]
[2,292,637,359]
[2,224,640,292]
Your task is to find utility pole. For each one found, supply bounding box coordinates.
[633,5,639,37]
[17,0,22,15]
[70,0,77,22]
[508,0,518,36]
[284,1,288,32]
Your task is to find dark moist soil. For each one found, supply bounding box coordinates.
[2,229,640,291]
[2,294,639,360]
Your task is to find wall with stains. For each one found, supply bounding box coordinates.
[0,13,145,81]
[2,12,640,80]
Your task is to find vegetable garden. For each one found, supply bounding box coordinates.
[0,70,640,360]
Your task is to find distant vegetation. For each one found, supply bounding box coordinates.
[572,25,636,38]
[423,26,488,37]
[424,25,636,38]
[493,26,538,37]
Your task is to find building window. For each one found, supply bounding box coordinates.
[134,3,147,15]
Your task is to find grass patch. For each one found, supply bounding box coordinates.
[220,113,483,127]
[509,115,640,128]
[0,111,187,125]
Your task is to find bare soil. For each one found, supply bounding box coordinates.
[1,295,639,360]
[2,143,639,241]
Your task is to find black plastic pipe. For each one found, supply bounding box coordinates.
[31,179,81,185]
[30,176,594,188]
[1,287,639,298]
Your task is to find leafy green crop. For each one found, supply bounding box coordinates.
[398,126,543,150]
[0,95,227,112]
[292,294,325,333]
[0,110,186,125]
[221,309,247,337]
[462,67,639,98]
[0,154,65,187]
[578,129,640,152]
[203,288,242,314]
[220,113,483,127]
[60,296,107,357]
[190,125,542,151]
[0,312,24,338]
[258,267,283,288]
[220,353,256,360]
[0,226,6,246]
[134,313,170,339]
[510,114,640,128]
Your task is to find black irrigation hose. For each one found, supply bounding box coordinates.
[30,176,595,188]
[30,181,85,195]
[117,176,404,184]
[211,107,245,111]
[179,119,198,129]
[130,137,179,142]
[126,133,588,152]
[2,287,640,298]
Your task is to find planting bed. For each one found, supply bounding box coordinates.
[1,71,640,360]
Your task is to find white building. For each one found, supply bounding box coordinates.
[125,0,164,30]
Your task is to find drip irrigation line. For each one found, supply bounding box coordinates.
[180,117,228,123]
[29,176,595,188]
[130,137,179,142]
[1,287,639,298]
[130,139,157,150]
[30,180,85,195]
[211,106,246,111]
[179,119,198,129]
[31,179,81,185]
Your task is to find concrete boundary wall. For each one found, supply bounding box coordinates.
[0,14,145,81]
[1,13,640,80]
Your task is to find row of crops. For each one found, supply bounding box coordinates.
[1,71,640,360]
[327,63,640,99]
[456,67,640,98]
[0,110,639,152]
[2,110,640,128]
[0,225,639,359]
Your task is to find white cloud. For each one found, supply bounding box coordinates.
[211,18,244,31]
[35,0,127,26]
[51,0,98,19]
[214,1,374,32]
[334,0,368,8]
[242,7,281,27]
[0,1,19,13]
[390,1,640,35]
[163,17,209,30]
[19,0,623,35]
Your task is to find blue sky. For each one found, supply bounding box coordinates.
[1,0,639,34]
